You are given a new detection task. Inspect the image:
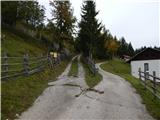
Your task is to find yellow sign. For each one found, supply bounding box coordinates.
[53,52,58,58]
[50,52,54,55]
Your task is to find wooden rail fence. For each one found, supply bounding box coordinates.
[1,53,64,80]
[82,57,98,75]
[139,69,160,100]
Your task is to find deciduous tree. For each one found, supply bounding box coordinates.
[50,0,76,51]
[105,36,119,58]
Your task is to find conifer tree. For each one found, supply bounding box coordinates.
[78,1,102,58]
[128,42,134,56]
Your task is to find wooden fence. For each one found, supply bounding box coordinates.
[139,70,160,100]
[1,53,63,80]
[82,57,98,75]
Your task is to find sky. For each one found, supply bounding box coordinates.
[38,0,160,49]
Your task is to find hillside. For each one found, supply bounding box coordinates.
[1,27,69,120]
[1,26,47,57]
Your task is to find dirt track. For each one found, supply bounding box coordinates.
[19,58,154,120]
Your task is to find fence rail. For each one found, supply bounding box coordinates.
[82,57,98,75]
[139,70,160,100]
[1,53,64,80]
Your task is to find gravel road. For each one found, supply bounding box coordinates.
[19,59,154,120]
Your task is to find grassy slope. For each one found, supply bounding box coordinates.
[1,28,69,120]
[83,63,102,88]
[68,57,78,77]
[1,29,45,56]
[100,58,160,119]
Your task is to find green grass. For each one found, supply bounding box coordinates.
[68,57,78,77]
[1,27,47,77]
[100,58,160,120]
[1,60,69,120]
[82,63,102,88]
[1,27,70,120]
[1,29,45,57]
[145,80,160,97]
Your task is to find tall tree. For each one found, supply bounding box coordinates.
[117,37,128,57]
[78,1,102,58]
[117,37,135,57]
[1,1,18,26]
[50,1,76,51]
[127,42,134,56]
[18,1,45,27]
[1,1,45,28]
[96,27,112,59]
[105,36,119,58]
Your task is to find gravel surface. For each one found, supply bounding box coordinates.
[19,60,154,120]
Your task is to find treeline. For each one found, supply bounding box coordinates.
[75,1,134,59]
[1,0,76,53]
[135,46,160,55]
[1,1,45,27]
[2,0,139,59]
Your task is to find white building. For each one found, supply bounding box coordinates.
[129,48,160,79]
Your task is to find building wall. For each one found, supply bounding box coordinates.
[131,60,160,79]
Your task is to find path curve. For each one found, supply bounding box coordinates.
[19,60,154,120]
[93,62,154,120]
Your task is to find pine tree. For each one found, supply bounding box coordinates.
[96,27,108,59]
[128,42,134,56]
[78,1,102,58]
[117,37,128,58]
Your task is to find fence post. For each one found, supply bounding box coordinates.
[56,54,59,65]
[153,71,156,99]
[48,53,53,68]
[4,52,8,76]
[58,53,60,64]
[144,72,147,90]
[23,54,29,75]
[139,68,141,80]
[40,54,44,67]
[93,60,96,76]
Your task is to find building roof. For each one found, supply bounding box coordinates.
[123,55,131,58]
[128,48,160,62]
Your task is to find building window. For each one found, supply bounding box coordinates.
[144,63,149,72]
[144,63,149,79]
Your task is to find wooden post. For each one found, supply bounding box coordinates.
[139,68,141,80]
[57,54,59,65]
[153,71,156,99]
[4,52,8,76]
[23,54,29,75]
[144,72,147,90]
[40,54,43,67]
[93,60,96,76]
[54,56,57,66]
[58,53,60,64]
[48,54,53,68]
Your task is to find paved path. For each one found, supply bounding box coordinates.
[19,59,154,120]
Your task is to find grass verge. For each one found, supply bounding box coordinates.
[1,60,69,120]
[68,57,78,77]
[82,63,102,88]
[100,58,160,119]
